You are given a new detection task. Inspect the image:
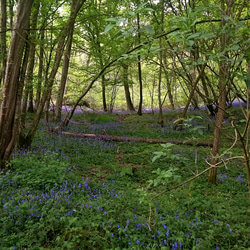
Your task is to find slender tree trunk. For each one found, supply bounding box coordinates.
[208,0,229,184]
[101,74,107,112]
[122,63,135,112]
[157,0,165,126]
[0,0,7,87]
[19,44,32,147]
[35,29,44,110]
[162,56,174,109]
[158,66,164,126]
[0,0,34,168]
[44,91,52,124]
[20,2,40,142]
[208,65,228,184]
[24,0,85,147]
[8,0,14,28]
[137,13,143,116]
[137,53,143,115]
[55,27,74,121]
[26,2,40,114]
[174,64,206,130]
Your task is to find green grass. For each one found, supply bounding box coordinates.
[0,109,250,249]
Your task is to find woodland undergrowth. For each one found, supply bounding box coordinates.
[0,109,249,249]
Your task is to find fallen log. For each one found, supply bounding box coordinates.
[61,131,213,147]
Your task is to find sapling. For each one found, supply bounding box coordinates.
[174,115,206,169]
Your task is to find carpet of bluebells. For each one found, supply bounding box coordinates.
[1,111,250,249]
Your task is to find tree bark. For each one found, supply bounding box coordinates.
[35,29,44,110]
[157,0,165,127]
[22,1,40,118]
[55,26,74,121]
[122,63,135,112]
[158,44,164,127]
[137,13,143,116]
[174,64,206,130]
[162,56,175,109]
[0,0,7,87]
[8,0,14,28]
[0,0,34,167]
[101,74,107,112]
[208,0,229,184]
[24,0,85,147]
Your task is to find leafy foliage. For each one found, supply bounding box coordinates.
[1,110,249,249]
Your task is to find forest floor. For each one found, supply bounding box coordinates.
[1,106,250,249]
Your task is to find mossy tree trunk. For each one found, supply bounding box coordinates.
[0,0,34,168]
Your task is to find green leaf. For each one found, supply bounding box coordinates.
[104,24,115,33]
[152,151,166,162]
[245,79,250,89]
[143,8,155,12]
[185,39,194,47]
[143,25,155,35]
[200,33,216,39]
[187,32,201,39]
[105,17,118,23]
[128,11,135,16]
[173,117,184,124]
[160,143,173,150]
[239,119,246,123]
[136,3,147,12]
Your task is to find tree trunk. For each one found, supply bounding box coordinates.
[157,0,165,127]
[174,64,206,130]
[35,29,44,110]
[0,0,34,168]
[44,91,52,125]
[0,0,7,87]
[122,63,135,112]
[137,13,143,116]
[162,56,174,109]
[158,64,164,127]
[8,0,14,28]
[19,44,32,147]
[24,0,85,147]
[208,0,229,184]
[26,2,40,114]
[101,74,107,112]
[55,27,74,121]
[137,53,143,115]
[208,65,228,184]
